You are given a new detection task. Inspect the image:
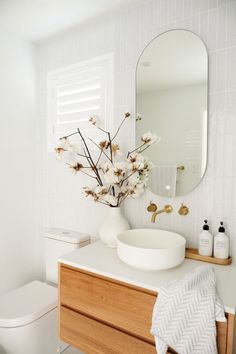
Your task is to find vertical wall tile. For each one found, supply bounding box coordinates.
[209,0,218,10]
[218,0,234,6]
[191,14,200,34]
[209,51,218,92]
[183,16,192,28]
[200,11,208,43]
[227,2,236,47]
[224,135,235,177]
[225,92,236,134]
[175,0,184,19]
[191,0,200,14]
[160,0,177,25]
[226,47,236,91]
[192,0,209,14]
[207,9,217,50]
[219,50,227,91]
[199,0,210,12]
[184,0,192,17]
[217,5,227,49]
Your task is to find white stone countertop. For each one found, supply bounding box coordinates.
[58,241,236,315]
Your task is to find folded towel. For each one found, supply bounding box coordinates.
[151,266,226,354]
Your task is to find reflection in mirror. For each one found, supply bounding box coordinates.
[136,30,208,197]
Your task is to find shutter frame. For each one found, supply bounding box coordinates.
[47,54,114,151]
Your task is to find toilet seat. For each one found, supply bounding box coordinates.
[0,281,57,328]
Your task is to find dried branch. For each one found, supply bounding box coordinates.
[63,131,78,139]
[78,129,103,186]
[76,153,89,158]
[120,169,137,185]
[118,190,130,206]
[88,138,112,162]
[138,144,151,154]
[111,116,126,142]
[95,149,103,167]
[108,132,113,163]
[80,170,98,179]
[97,126,109,134]
[95,199,114,207]
[127,142,146,158]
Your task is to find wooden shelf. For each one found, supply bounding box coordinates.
[185,248,232,265]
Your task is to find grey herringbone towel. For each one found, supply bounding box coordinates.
[151,266,226,354]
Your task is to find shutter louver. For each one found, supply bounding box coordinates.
[47,54,113,150]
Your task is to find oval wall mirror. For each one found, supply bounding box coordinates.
[136,30,208,197]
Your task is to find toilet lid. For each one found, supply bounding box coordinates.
[45,228,90,244]
[0,281,57,328]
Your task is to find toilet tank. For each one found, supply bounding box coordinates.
[45,228,90,284]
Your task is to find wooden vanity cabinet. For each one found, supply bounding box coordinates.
[59,264,235,354]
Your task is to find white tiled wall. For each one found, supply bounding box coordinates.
[36,0,236,276]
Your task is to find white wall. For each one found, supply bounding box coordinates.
[137,84,207,195]
[0,27,37,295]
[36,0,236,276]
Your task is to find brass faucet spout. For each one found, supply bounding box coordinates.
[151,212,158,223]
[148,203,173,223]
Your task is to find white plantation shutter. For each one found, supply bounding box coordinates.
[47,54,114,150]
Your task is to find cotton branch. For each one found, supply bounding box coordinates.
[127,142,146,158]
[77,128,103,186]
[111,112,130,142]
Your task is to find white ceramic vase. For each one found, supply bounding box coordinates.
[99,207,130,248]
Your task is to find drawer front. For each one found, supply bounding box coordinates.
[216,319,228,354]
[60,265,230,354]
[60,265,156,343]
[60,306,157,354]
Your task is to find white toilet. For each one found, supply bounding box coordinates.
[0,228,90,354]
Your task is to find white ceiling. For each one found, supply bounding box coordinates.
[137,30,208,93]
[0,0,141,42]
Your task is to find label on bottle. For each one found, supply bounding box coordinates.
[214,237,229,259]
[214,240,226,249]
[200,239,210,246]
[199,234,212,256]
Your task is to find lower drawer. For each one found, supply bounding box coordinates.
[60,306,157,354]
[60,265,156,343]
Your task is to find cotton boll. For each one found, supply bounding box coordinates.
[95,186,108,196]
[141,132,161,145]
[103,162,126,184]
[128,171,141,185]
[89,114,101,127]
[129,183,145,198]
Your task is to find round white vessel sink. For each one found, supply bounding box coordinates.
[117,229,186,270]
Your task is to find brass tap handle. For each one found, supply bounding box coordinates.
[178,203,189,216]
[177,165,185,171]
[147,202,158,212]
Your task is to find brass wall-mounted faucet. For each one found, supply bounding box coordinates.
[147,202,173,223]
[178,203,189,216]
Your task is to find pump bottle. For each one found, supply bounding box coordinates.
[214,222,229,259]
[198,220,213,256]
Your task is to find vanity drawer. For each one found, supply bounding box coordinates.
[59,264,232,354]
[60,264,156,343]
[60,306,157,354]
[216,320,227,354]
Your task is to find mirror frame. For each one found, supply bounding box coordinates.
[135,29,209,197]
